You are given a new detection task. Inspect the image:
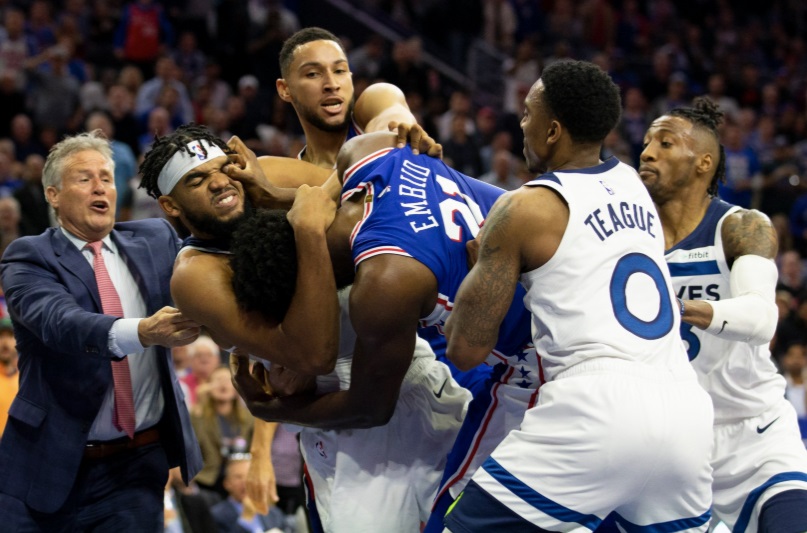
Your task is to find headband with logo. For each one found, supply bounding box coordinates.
[157,140,227,195]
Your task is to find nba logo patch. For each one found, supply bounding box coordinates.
[190,142,207,161]
[315,441,327,458]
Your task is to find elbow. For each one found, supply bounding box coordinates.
[446,343,486,372]
[294,340,337,375]
[752,302,778,345]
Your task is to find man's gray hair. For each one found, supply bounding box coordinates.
[42,129,115,195]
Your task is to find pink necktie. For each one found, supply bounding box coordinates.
[86,241,136,439]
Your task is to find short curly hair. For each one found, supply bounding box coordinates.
[279,27,345,79]
[669,96,726,197]
[229,209,298,322]
[540,59,622,144]
[139,123,231,199]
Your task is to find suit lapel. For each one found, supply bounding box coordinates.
[52,229,102,311]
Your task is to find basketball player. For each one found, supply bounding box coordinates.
[442,60,714,531]
[639,98,807,533]
[229,130,538,532]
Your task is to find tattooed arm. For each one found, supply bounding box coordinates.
[682,209,779,344]
[445,187,568,370]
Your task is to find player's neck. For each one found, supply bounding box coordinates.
[657,191,711,250]
[301,124,348,169]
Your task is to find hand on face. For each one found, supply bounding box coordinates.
[224,135,277,200]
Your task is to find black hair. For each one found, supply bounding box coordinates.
[139,123,231,199]
[539,59,622,144]
[279,27,344,79]
[669,96,726,197]
[229,209,298,322]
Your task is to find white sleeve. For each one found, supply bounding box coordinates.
[703,254,778,345]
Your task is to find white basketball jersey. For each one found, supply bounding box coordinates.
[666,198,785,422]
[520,158,690,382]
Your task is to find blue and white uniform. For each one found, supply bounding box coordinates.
[341,146,540,530]
[445,158,714,532]
[667,198,807,533]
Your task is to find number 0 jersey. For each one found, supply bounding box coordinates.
[666,197,785,422]
[520,158,692,382]
[342,146,537,388]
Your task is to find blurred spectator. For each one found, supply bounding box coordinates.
[474,106,498,172]
[347,33,385,81]
[778,250,807,300]
[0,152,21,197]
[13,154,50,236]
[85,0,119,68]
[602,129,633,164]
[135,56,194,125]
[771,212,794,256]
[0,69,25,139]
[377,37,429,103]
[0,8,34,91]
[191,365,254,501]
[482,0,516,54]
[246,0,299,88]
[502,39,540,115]
[790,193,807,256]
[443,114,483,177]
[436,89,475,143]
[648,71,689,120]
[0,317,18,438]
[270,425,305,531]
[545,0,581,49]
[619,87,649,167]
[210,456,286,533]
[138,106,173,154]
[719,123,761,209]
[180,335,224,407]
[85,111,137,220]
[117,63,144,97]
[478,149,520,190]
[114,0,174,77]
[705,73,740,123]
[164,467,217,533]
[106,83,141,156]
[781,341,807,418]
[511,0,543,44]
[27,1,57,55]
[777,298,807,359]
[193,60,232,113]
[23,43,82,132]
[9,114,43,164]
[0,196,21,257]
[759,136,805,217]
[579,0,616,52]
[172,31,207,87]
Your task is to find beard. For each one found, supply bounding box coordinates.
[292,95,356,133]
[185,199,254,242]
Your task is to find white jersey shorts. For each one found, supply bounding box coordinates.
[710,397,807,533]
[445,358,714,532]
[300,339,470,533]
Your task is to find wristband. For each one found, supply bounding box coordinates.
[676,297,685,316]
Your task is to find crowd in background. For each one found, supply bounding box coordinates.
[0,0,806,528]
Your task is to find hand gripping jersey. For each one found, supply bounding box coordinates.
[341,145,537,387]
[665,197,786,422]
[520,157,691,381]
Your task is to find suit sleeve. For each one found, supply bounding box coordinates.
[0,237,119,359]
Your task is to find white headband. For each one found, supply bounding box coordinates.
[157,140,228,195]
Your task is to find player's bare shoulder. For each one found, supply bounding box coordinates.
[721,208,778,263]
[171,249,233,305]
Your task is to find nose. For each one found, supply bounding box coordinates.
[209,171,232,190]
[323,70,340,91]
[640,142,655,162]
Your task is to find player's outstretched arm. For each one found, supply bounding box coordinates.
[246,419,279,515]
[445,193,523,371]
[232,255,435,429]
[225,135,334,208]
[171,187,339,375]
[682,209,778,345]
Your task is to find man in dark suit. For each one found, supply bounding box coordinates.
[0,129,203,531]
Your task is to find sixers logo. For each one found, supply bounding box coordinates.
[189,142,207,161]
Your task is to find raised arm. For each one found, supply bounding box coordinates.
[232,255,437,429]
[681,208,779,345]
[171,186,339,375]
[352,82,442,157]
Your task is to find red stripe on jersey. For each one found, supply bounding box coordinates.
[489,349,508,364]
[354,246,411,265]
[343,147,394,183]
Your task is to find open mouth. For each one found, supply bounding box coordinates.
[89,200,109,212]
[322,98,344,115]
[214,191,238,208]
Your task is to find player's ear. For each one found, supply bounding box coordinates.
[158,195,181,218]
[546,119,561,145]
[276,78,292,103]
[696,152,713,177]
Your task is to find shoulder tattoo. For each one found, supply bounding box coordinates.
[722,209,777,262]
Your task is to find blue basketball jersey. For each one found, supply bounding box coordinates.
[342,145,538,388]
